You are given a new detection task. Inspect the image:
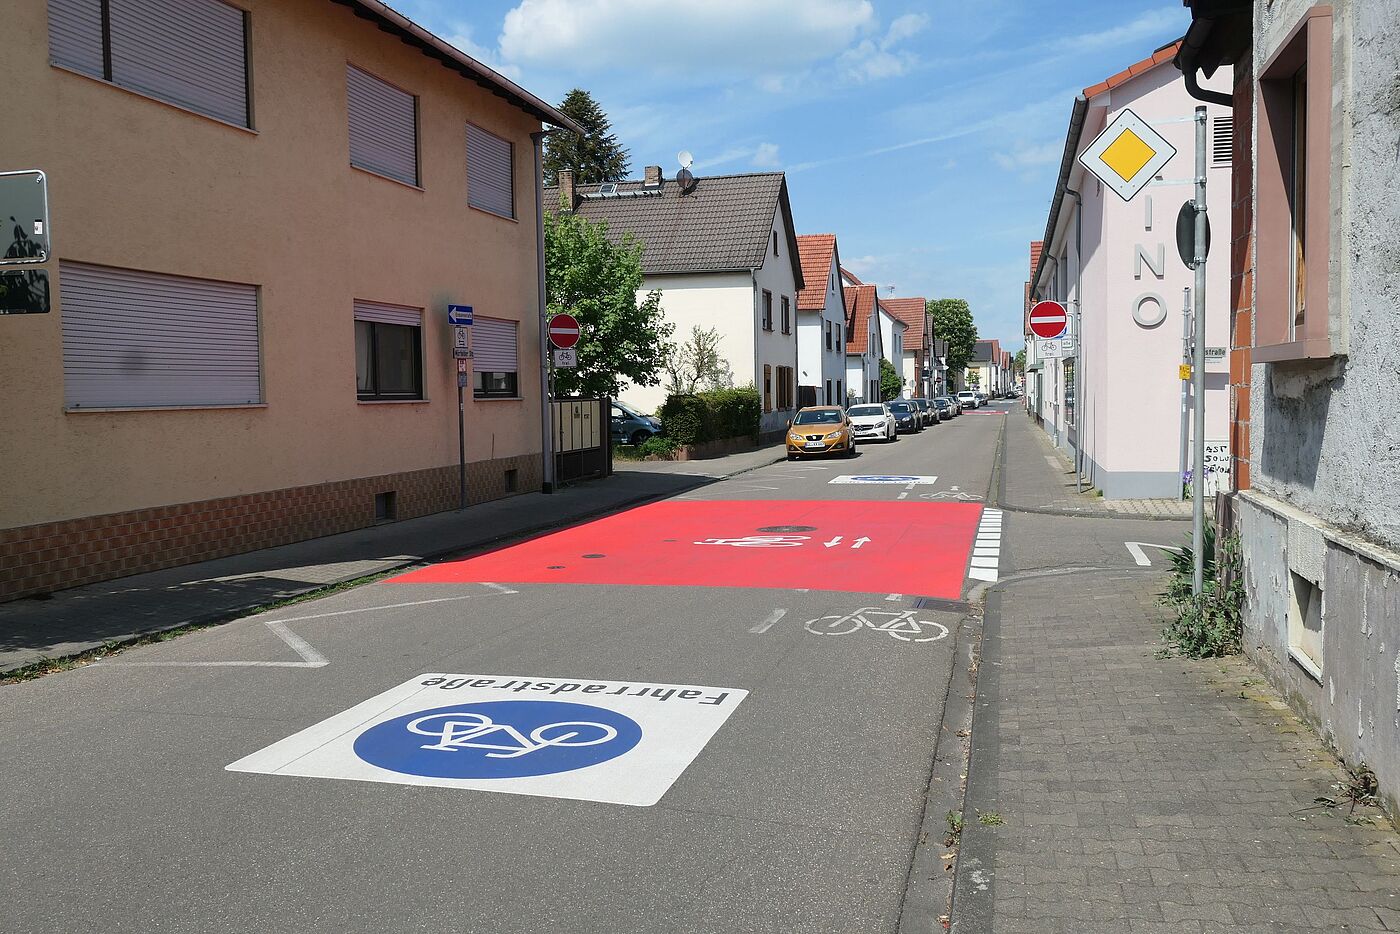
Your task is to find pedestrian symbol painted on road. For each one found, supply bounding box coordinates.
[227,673,747,806]
[354,701,642,779]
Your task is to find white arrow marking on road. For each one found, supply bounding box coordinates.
[750,608,789,634]
[1125,541,1185,567]
[852,537,871,549]
[824,536,843,548]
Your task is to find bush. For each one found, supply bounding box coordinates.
[636,435,681,458]
[657,386,761,446]
[1159,522,1245,658]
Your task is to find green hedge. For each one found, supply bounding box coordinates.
[658,387,761,445]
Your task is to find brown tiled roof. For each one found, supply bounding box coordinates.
[844,284,877,354]
[883,297,927,347]
[796,234,837,311]
[546,172,803,285]
[1082,42,1182,99]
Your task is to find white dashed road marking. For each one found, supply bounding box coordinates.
[967,509,1004,583]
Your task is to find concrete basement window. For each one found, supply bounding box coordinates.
[504,469,519,493]
[1287,571,1324,681]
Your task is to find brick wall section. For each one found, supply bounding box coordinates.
[0,454,540,602]
[1228,56,1254,491]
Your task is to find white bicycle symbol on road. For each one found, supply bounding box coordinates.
[407,712,619,758]
[804,608,950,643]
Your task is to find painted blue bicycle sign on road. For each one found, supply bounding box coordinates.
[354,700,643,780]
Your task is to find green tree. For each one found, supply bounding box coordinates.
[545,210,672,397]
[928,298,978,376]
[1014,348,1026,374]
[544,89,630,186]
[878,357,903,401]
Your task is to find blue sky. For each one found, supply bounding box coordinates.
[390,0,1189,351]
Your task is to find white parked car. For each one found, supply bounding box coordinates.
[847,403,896,443]
[956,390,979,410]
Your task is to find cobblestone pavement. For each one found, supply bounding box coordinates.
[954,568,1400,934]
[1103,498,1192,519]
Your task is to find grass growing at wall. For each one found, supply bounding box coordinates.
[1159,522,1245,658]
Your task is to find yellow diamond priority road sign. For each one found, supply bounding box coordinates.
[1079,108,1176,202]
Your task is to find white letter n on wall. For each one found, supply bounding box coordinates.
[1135,244,1165,280]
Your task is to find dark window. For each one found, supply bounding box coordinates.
[474,370,518,398]
[781,296,791,334]
[825,321,832,350]
[356,320,422,400]
[825,379,832,405]
[763,364,772,411]
[762,290,773,331]
[772,231,778,256]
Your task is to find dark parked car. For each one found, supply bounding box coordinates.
[933,396,956,418]
[911,397,939,426]
[610,401,662,446]
[887,400,922,434]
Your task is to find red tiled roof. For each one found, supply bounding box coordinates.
[796,234,837,311]
[844,284,877,354]
[1082,42,1182,99]
[839,266,863,286]
[883,297,927,347]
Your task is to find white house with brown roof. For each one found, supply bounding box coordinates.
[550,170,804,435]
[842,279,884,404]
[883,297,929,398]
[795,234,849,407]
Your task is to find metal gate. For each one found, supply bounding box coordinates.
[552,397,611,484]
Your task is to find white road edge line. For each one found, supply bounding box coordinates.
[258,595,482,625]
[750,608,788,634]
[480,582,519,595]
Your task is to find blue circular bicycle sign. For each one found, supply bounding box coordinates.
[853,475,918,482]
[354,700,643,780]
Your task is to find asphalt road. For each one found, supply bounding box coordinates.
[3,405,1017,934]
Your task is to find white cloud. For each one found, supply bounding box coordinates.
[499,0,874,81]
[752,143,781,168]
[839,12,929,82]
[993,139,1062,172]
[439,23,524,81]
[1067,8,1184,51]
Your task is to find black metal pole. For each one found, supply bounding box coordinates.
[457,381,466,511]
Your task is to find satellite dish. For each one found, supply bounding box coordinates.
[676,167,696,193]
[677,150,693,169]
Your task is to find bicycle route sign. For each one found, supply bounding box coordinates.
[227,673,747,806]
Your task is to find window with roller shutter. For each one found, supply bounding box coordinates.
[467,123,515,219]
[59,261,261,409]
[473,317,519,398]
[47,0,251,128]
[347,64,419,186]
[354,300,423,401]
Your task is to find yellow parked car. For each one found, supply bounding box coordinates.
[786,406,856,460]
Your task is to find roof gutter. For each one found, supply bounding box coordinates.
[1176,18,1234,107]
[1172,0,1253,108]
[1029,94,1088,296]
[331,0,585,134]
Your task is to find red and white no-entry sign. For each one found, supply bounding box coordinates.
[548,313,581,349]
[1028,301,1068,340]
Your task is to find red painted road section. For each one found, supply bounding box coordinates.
[391,500,984,598]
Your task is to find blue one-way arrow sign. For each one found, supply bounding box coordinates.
[447,304,473,326]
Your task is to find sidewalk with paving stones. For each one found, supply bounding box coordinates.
[952,415,1400,934]
[1001,410,1189,519]
[0,447,784,675]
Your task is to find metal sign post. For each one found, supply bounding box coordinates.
[448,305,473,511]
[1191,106,1209,596]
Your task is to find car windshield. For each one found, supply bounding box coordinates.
[793,409,841,425]
[889,402,913,413]
[848,406,883,417]
[913,400,928,408]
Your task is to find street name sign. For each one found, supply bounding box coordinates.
[453,348,472,360]
[1079,108,1177,202]
[1028,301,1068,340]
[447,304,473,326]
[548,313,580,349]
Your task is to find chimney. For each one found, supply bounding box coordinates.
[643,165,663,187]
[557,169,576,211]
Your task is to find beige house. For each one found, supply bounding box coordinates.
[0,0,579,601]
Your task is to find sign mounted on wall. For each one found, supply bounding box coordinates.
[1079,108,1177,202]
[447,304,473,327]
[0,170,51,266]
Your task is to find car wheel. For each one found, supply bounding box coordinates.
[629,430,652,446]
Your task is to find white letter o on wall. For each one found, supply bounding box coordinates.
[1133,292,1167,328]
